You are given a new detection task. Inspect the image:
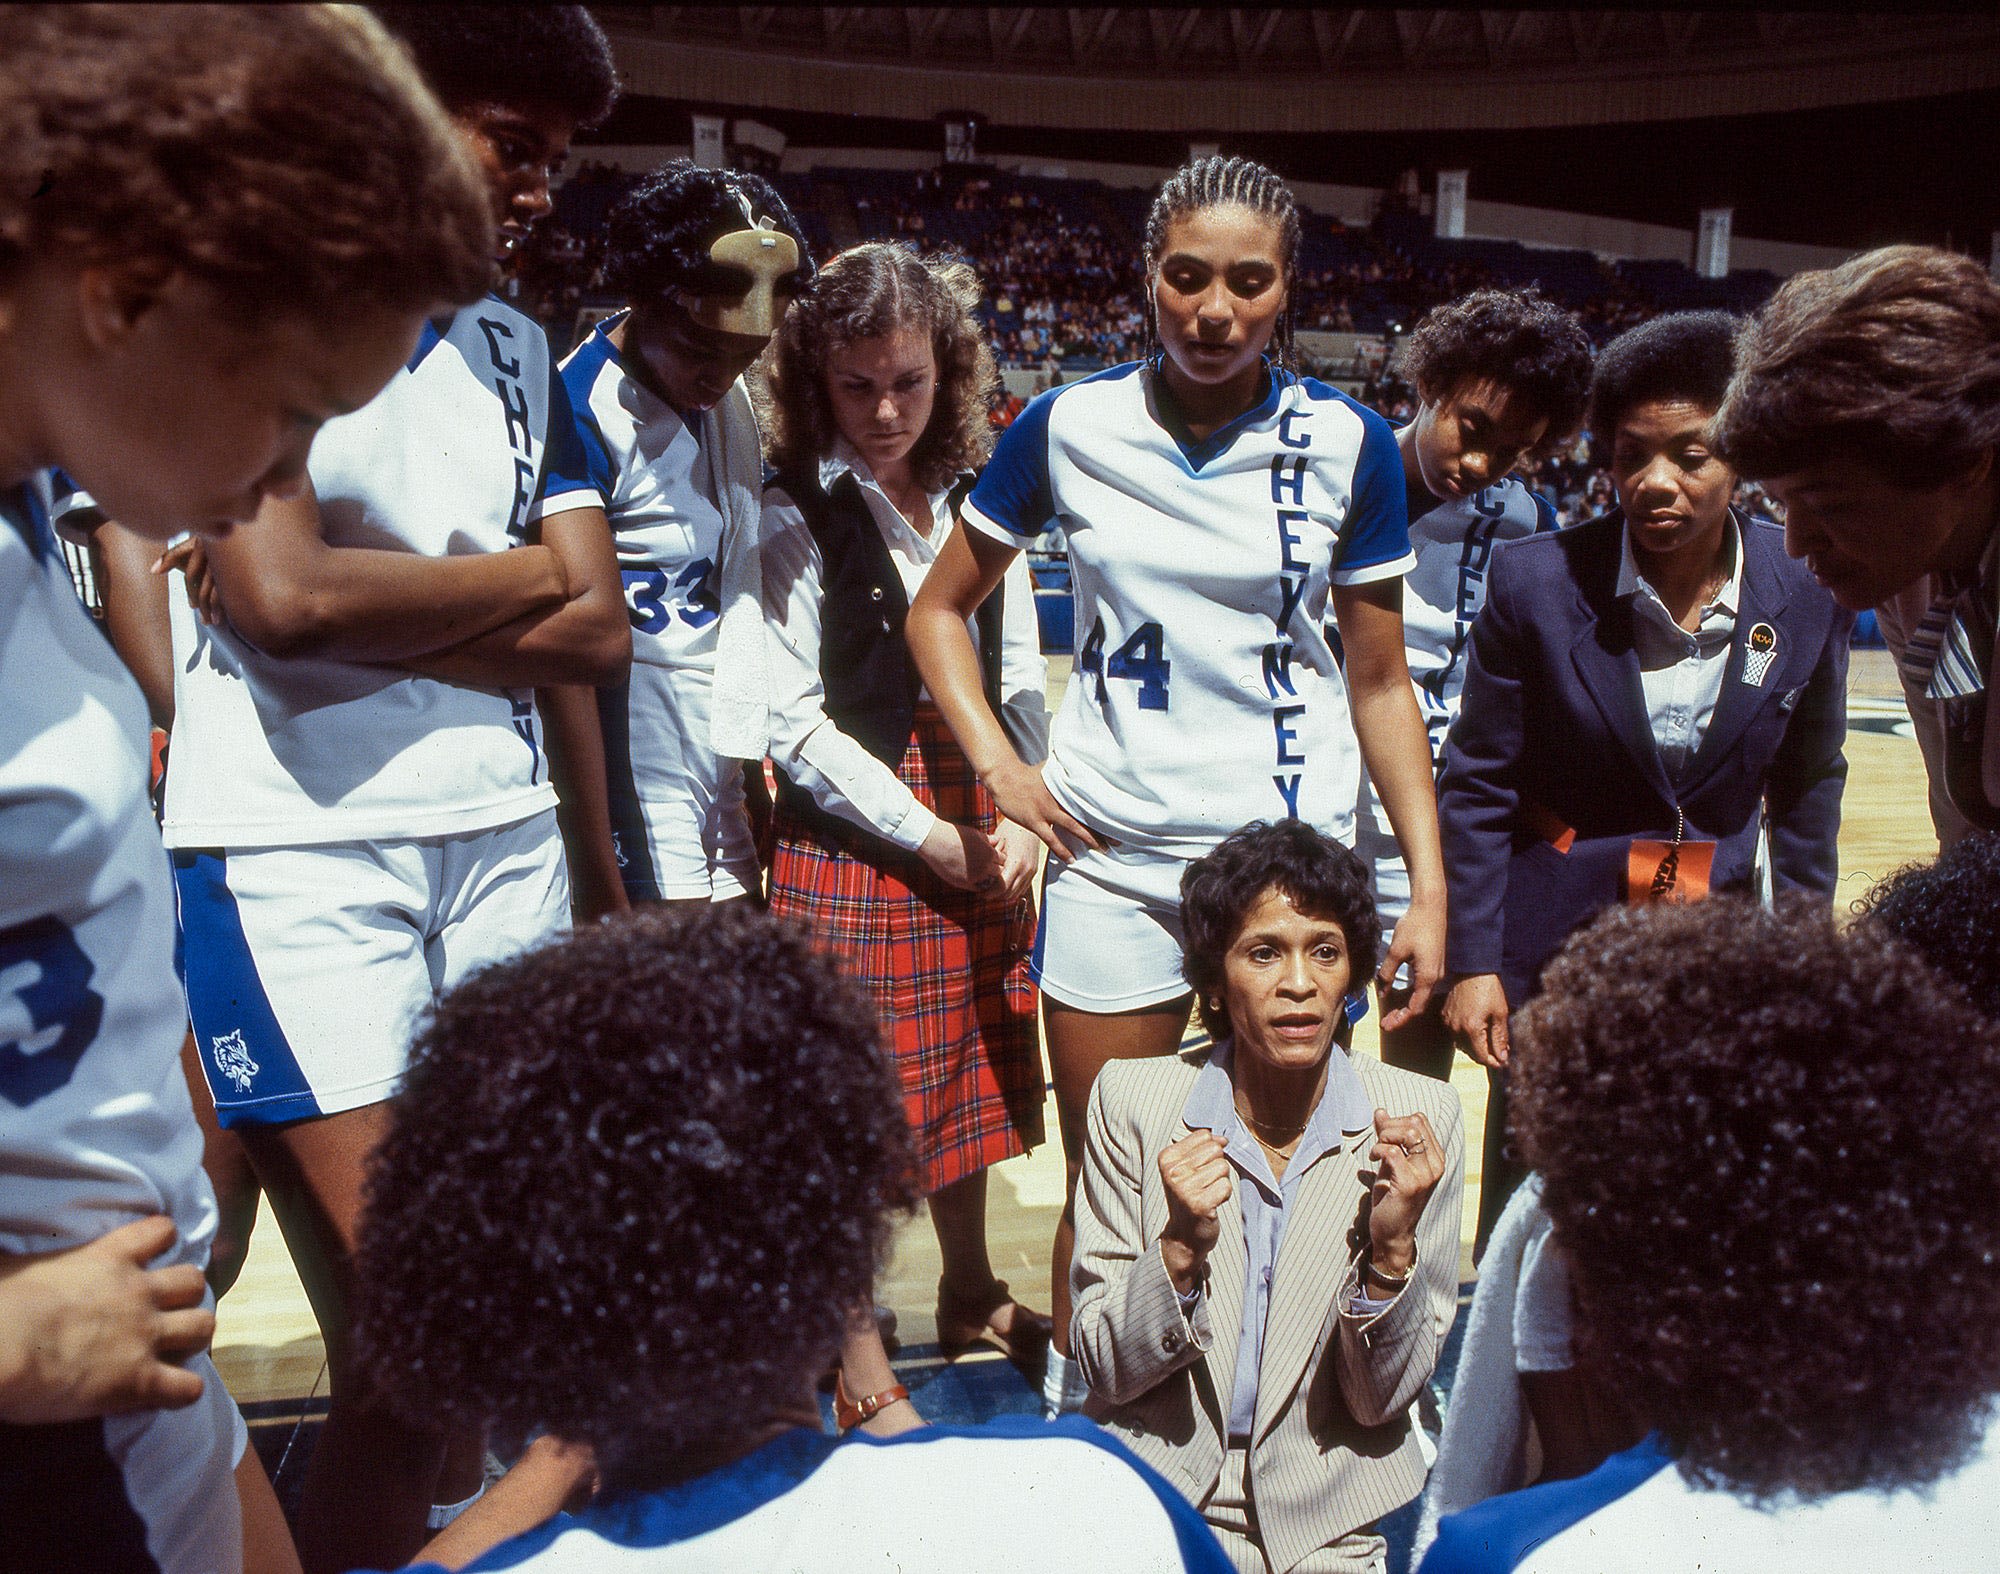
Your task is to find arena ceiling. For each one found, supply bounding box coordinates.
[594,7,2000,131]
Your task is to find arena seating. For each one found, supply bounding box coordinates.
[525,161,1784,384]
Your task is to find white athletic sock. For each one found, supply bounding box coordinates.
[426,1482,488,1533]
[1041,1348,1089,1419]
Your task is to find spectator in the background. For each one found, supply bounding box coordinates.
[1422,898,2000,1573]
[1439,311,1850,1248]
[1716,244,2000,849]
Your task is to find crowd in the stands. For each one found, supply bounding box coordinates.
[508,162,1775,380]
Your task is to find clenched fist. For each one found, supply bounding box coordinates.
[1158,1129,1233,1295]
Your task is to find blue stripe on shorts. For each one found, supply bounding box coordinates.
[171,849,319,1127]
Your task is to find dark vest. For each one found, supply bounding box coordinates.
[771,467,1004,825]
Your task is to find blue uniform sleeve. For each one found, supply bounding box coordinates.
[1040,1415,1237,1573]
[1420,1439,1673,1574]
[1331,403,1413,585]
[534,351,605,518]
[1530,488,1558,533]
[963,386,1058,543]
[557,352,620,505]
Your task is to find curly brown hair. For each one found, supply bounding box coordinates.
[1715,244,2000,486]
[1513,896,2000,1501]
[0,5,492,323]
[762,241,997,493]
[356,904,918,1486]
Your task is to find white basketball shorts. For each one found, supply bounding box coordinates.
[174,810,569,1126]
[1031,844,1197,1013]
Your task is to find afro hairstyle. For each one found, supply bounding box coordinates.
[1401,287,1595,448]
[1587,309,1740,438]
[1856,832,2000,1019]
[354,903,917,1489]
[1181,819,1378,1041]
[602,159,816,306]
[1512,896,2000,1501]
[369,5,618,128]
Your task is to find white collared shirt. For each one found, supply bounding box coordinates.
[1617,516,1743,779]
[761,443,1048,850]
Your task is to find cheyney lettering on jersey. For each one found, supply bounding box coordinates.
[1404,478,1555,765]
[159,298,603,849]
[1,472,215,1268]
[964,361,1411,856]
[1358,476,1554,860]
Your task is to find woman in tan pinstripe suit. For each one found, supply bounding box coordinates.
[1072,821,1463,1574]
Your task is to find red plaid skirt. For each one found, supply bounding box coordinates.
[769,704,1044,1195]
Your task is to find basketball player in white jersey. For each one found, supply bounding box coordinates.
[96,10,626,1570]
[908,157,1448,1414]
[0,7,494,1570]
[1363,289,1593,1078]
[559,162,813,911]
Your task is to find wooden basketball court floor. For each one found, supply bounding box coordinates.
[214,649,1941,1495]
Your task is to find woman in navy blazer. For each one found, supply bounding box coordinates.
[1437,313,1851,1245]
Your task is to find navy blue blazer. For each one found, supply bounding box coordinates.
[1439,510,1852,1008]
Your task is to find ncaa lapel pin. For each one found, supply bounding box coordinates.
[1741,622,1778,687]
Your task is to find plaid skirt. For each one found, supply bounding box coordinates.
[769,704,1044,1195]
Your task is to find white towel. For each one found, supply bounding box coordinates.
[1413,1176,1571,1560]
[706,378,774,760]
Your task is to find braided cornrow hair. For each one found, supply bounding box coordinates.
[1142,155,1303,372]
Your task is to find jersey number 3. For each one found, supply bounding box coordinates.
[623,559,719,634]
[0,917,105,1108]
[1078,617,1171,711]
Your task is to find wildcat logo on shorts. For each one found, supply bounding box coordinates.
[1741,623,1778,688]
[210,1029,260,1093]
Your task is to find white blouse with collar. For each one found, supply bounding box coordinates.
[760,444,1048,851]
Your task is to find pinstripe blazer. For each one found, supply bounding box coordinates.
[1071,1049,1464,1574]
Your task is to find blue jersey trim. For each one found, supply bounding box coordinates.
[558,321,624,502]
[1022,1414,1236,1573]
[1530,488,1558,534]
[403,1416,1233,1573]
[1150,357,1286,472]
[967,361,1144,541]
[171,850,319,1128]
[1419,1438,1674,1574]
[1313,385,1411,576]
[3,480,52,561]
[538,347,595,510]
[406,316,448,374]
[967,378,1061,540]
